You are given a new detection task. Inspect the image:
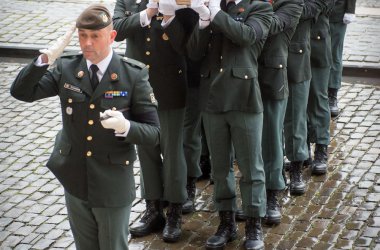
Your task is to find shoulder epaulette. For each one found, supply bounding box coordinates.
[122,57,146,69]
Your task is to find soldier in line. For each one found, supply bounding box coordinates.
[10,4,160,249]
[307,0,335,175]
[187,0,273,248]
[258,0,303,225]
[328,0,357,117]
[284,0,330,196]
[112,0,210,242]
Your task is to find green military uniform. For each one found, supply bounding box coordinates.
[308,1,335,146]
[10,52,160,249]
[258,0,303,191]
[188,0,273,218]
[113,1,191,204]
[329,0,356,90]
[284,0,327,162]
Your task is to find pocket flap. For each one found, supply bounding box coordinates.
[264,56,287,69]
[232,67,255,79]
[289,42,307,54]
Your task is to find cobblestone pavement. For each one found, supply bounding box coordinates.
[0,60,379,249]
[0,0,380,69]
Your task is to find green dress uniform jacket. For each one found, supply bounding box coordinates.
[10,52,160,208]
[188,0,273,113]
[113,0,190,110]
[330,0,356,23]
[287,0,329,85]
[258,0,304,100]
[310,0,335,68]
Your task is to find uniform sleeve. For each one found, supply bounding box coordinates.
[346,0,356,14]
[113,0,144,42]
[301,0,329,20]
[269,0,303,36]
[212,2,273,47]
[10,57,60,102]
[186,24,211,61]
[125,66,160,146]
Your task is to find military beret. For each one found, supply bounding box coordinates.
[76,4,111,30]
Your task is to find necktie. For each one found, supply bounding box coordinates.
[90,64,99,90]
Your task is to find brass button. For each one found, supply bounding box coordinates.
[87,151,92,157]
[147,64,150,69]
[89,104,95,109]
[87,136,92,141]
[112,107,117,111]
[178,69,182,74]
[299,49,303,53]
[126,160,130,165]
[148,25,151,29]
[220,56,223,60]
[146,51,150,56]
[244,75,248,79]
[279,64,283,68]
[68,98,73,103]
[146,37,151,42]
[88,120,94,125]
[317,36,321,40]
[220,68,223,73]
[59,150,62,154]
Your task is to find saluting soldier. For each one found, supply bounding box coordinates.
[187,0,273,248]
[10,4,160,249]
[328,0,356,117]
[284,0,330,196]
[258,0,303,225]
[307,0,335,175]
[112,0,208,242]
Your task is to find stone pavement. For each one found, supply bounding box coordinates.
[0,0,380,69]
[0,0,380,249]
[0,58,379,249]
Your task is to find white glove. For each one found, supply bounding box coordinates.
[100,110,131,135]
[191,0,211,21]
[343,13,356,24]
[39,24,76,65]
[158,0,186,15]
[208,0,221,21]
[147,0,158,9]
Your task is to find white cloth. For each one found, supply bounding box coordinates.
[343,13,356,24]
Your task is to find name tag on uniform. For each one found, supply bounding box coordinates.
[105,91,128,99]
[64,83,82,93]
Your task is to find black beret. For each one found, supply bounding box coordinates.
[76,4,111,30]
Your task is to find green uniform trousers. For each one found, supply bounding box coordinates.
[65,191,131,250]
[329,22,347,90]
[138,108,188,203]
[262,98,287,190]
[184,87,203,178]
[308,67,331,145]
[284,79,311,162]
[203,111,266,218]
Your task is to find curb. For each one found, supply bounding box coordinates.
[1,45,380,79]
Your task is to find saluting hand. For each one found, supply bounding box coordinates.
[100,110,131,136]
[158,0,186,16]
[208,0,221,21]
[40,23,76,65]
[191,0,211,23]
[147,0,159,18]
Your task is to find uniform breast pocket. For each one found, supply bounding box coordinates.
[100,98,131,119]
[259,56,288,100]
[61,91,87,122]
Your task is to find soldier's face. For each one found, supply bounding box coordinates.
[78,26,117,64]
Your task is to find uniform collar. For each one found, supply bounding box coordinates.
[86,48,113,80]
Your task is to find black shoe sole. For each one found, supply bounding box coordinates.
[265,216,281,225]
[130,220,166,237]
[289,188,305,196]
[311,168,327,175]
[163,234,181,243]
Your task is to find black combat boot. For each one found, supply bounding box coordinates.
[235,209,246,221]
[328,88,339,117]
[289,161,306,195]
[312,144,328,175]
[182,177,197,214]
[163,203,182,242]
[244,217,264,250]
[206,211,237,249]
[199,155,211,180]
[130,200,165,237]
[265,190,281,225]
